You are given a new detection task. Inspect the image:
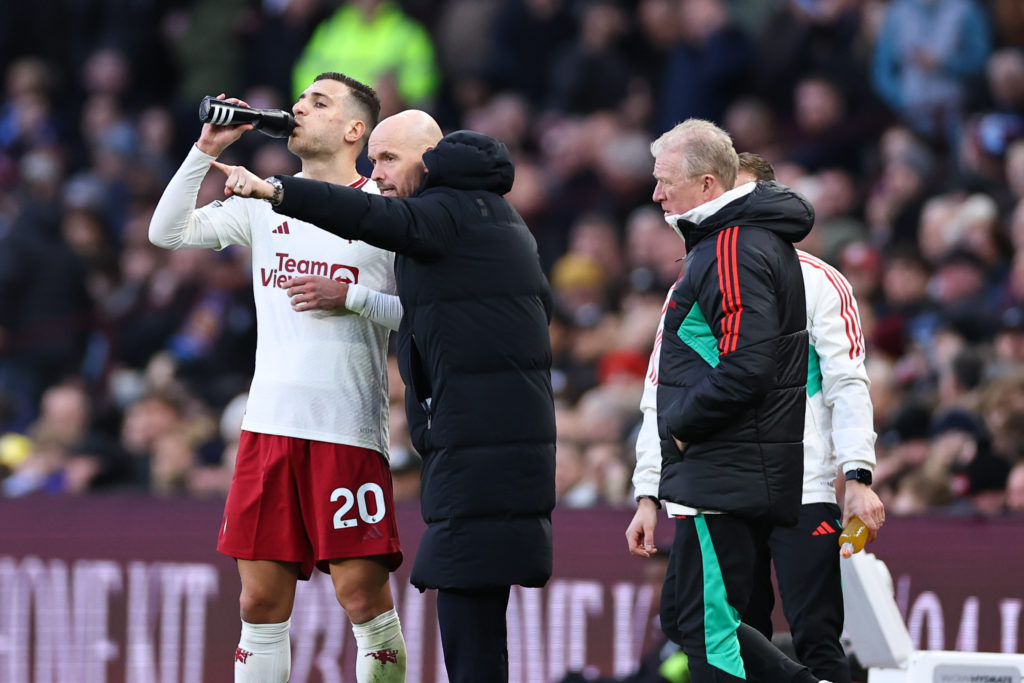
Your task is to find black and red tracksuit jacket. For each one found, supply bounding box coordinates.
[657,181,814,526]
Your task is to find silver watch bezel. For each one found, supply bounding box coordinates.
[263,176,283,206]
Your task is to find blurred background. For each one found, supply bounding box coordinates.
[3,0,1024,517]
[0,0,1023,679]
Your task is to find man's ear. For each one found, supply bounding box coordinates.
[346,120,366,143]
[420,146,434,172]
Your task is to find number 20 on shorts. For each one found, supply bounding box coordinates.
[331,483,386,529]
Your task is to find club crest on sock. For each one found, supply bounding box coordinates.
[365,648,399,665]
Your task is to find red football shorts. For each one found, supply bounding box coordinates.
[217,430,403,579]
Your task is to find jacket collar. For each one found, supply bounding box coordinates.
[663,181,756,242]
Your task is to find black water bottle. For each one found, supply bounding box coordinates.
[198,96,295,138]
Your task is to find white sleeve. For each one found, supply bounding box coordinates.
[632,354,663,500]
[149,145,253,250]
[344,283,404,331]
[630,382,663,499]
[633,289,677,501]
[808,268,876,472]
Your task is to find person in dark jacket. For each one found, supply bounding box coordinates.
[626,120,828,683]
[212,110,556,683]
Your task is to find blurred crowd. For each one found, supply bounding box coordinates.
[2,0,1024,518]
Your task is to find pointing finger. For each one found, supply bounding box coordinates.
[209,160,233,177]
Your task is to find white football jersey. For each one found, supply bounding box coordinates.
[150,145,396,456]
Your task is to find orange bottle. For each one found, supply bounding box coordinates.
[838,516,869,558]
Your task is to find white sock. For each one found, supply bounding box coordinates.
[234,619,290,682]
[351,608,407,683]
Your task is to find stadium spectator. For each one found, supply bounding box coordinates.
[1007,462,1024,513]
[484,0,576,106]
[0,154,93,428]
[546,0,631,116]
[871,0,991,144]
[656,0,754,131]
[291,0,440,114]
[786,76,863,174]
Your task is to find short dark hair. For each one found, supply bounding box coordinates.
[314,71,381,132]
[737,152,775,182]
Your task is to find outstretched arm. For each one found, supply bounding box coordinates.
[209,162,458,260]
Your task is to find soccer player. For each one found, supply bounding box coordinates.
[149,73,406,683]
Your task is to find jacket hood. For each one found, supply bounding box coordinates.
[421,130,515,195]
[669,181,814,251]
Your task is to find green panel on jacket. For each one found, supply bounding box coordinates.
[807,343,822,397]
[677,303,720,368]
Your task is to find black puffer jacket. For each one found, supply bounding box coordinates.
[657,182,812,526]
[274,131,556,590]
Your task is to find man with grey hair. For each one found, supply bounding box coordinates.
[627,120,829,682]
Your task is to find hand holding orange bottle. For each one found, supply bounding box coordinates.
[838,515,870,558]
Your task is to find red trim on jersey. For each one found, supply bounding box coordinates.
[717,226,742,355]
[648,328,663,385]
[349,176,369,189]
[799,253,863,359]
[647,285,677,386]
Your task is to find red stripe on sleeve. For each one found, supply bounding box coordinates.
[818,258,863,357]
[716,230,731,353]
[799,254,863,359]
[728,226,742,353]
[717,227,743,355]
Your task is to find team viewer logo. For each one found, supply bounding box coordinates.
[329,264,358,283]
[260,252,359,289]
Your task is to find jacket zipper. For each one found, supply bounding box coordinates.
[422,398,432,430]
[413,333,432,429]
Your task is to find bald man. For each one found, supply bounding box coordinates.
[217,111,556,683]
[366,109,443,197]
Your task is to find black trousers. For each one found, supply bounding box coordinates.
[436,586,511,683]
[660,514,818,683]
[746,503,850,683]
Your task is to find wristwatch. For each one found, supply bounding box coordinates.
[263,176,284,206]
[845,468,873,486]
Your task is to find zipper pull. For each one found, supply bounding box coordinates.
[422,398,432,429]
